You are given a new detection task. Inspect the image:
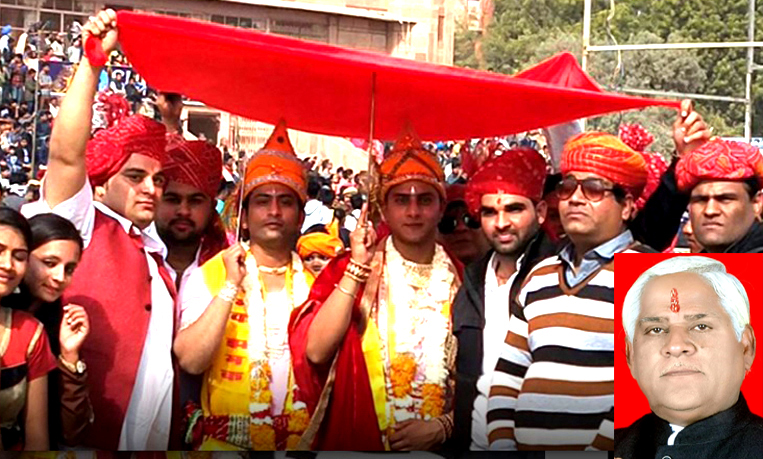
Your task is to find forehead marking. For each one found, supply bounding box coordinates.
[670,288,680,313]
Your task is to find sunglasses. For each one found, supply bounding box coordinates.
[556,176,625,202]
[438,213,481,234]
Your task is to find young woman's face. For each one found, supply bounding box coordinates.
[25,239,80,303]
[0,225,28,297]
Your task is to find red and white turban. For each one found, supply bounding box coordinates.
[676,137,763,192]
[164,140,223,199]
[465,147,547,215]
[85,115,167,186]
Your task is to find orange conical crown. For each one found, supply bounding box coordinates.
[244,119,307,202]
[379,124,445,203]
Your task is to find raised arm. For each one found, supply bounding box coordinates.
[44,9,118,208]
[305,203,376,365]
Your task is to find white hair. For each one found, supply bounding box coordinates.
[622,256,750,343]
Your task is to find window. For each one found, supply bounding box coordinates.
[64,13,87,31]
[0,7,36,29]
[55,0,73,10]
[40,11,61,32]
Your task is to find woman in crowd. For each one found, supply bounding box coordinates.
[3,212,91,447]
[0,207,57,450]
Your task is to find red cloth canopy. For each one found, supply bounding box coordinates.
[114,11,680,141]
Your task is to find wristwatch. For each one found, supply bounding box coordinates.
[59,355,86,374]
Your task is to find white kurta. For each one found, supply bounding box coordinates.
[471,252,518,451]
[22,181,175,450]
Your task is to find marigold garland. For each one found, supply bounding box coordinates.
[287,407,310,433]
[419,383,445,418]
[250,423,277,450]
[390,353,417,398]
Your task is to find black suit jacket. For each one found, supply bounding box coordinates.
[615,395,763,459]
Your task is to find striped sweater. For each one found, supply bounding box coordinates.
[485,247,642,451]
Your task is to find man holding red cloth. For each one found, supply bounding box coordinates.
[290,127,461,452]
[20,10,178,450]
[675,137,763,252]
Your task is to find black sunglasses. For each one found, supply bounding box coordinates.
[556,176,625,202]
[438,213,481,234]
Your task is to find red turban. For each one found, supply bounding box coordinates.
[561,132,648,199]
[164,140,223,199]
[85,115,167,186]
[464,147,547,216]
[675,137,763,192]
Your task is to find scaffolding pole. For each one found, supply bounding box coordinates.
[582,0,760,140]
[746,0,756,141]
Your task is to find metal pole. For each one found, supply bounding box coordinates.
[745,0,756,142]
[581,0,591,131]
[30,29,41,179]
[582,0,591,72]
[589,41,763,51]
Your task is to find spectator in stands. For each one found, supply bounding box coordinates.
[24,68,36,108]
[38,64,52,109]
[108,71,125,95]
[66,37,82,63]
[302,179,333,233]
[50,33,65,60]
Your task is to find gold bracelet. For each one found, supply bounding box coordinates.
[348,258,372,273]
[346,260,370,282]
[336,284,356,299]
[344,269,368,284]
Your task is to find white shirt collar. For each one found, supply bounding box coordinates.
[667,424,684,446]
[93,201,167,258]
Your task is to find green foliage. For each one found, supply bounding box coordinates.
[453,0,763,138]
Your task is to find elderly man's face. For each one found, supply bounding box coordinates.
[627,272,755,427]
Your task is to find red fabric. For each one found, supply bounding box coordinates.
[562,131,648,198]
[0,309,57,381]
[164,140,223,200]
[618,123,655,153]
[675,137,763,192]
[85,36,107,66]
[446,183,466,203]
[85,115,167,186]
[636,152,669,211]
[514,52,602,92]
[288,254,385,451]
[94,91,132,131]
[61,210,153,450]
[617,123,667,210]
[101,12,680,141]
[464,147,547,214]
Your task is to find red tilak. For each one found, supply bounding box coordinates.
[670,288,680,313]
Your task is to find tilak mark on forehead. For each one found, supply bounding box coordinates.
[670,288,680,313]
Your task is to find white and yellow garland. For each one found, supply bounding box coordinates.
[376,238,456,434]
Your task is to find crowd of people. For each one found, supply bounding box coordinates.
[4,8,763,457]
